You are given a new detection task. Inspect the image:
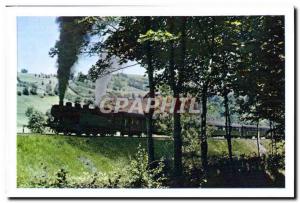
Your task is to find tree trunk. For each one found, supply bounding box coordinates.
[256,120,260,158]
[224,91,233,163]
[173,100,182,177]
[173,17,187,178]
[200,83,208,171]
[270,121,273,156]
[167,17,185,178]
[144,17,155,165]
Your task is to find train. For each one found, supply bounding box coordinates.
[207,121,270,139]
[48,102,270,138]
[48,102,148,136]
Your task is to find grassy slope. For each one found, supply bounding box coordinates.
[17,135,173,187]
[17,134,271,187]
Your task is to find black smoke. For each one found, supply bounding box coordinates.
[50,17,91,105]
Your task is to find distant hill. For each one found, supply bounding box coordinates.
[16,72,149,131]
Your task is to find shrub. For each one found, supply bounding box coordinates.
[30,146,166,188]
[25,107,46,133]
[30,84,38,95]
[23,87,29,95]
[17,91,22,96]
[122,145,166,188]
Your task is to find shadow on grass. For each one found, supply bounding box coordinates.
[200,155,285,188]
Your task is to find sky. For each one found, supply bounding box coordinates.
[17,16,145,75]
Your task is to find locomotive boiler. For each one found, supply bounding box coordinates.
[48,102,148,137]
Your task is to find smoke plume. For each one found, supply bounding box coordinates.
[94,56,120,107]
[52,17,91,105]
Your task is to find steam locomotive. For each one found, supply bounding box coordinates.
[48,102,148,136]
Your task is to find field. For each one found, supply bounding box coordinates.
[17,134,274,188]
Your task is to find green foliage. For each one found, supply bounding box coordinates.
[266,154,285,174]
[88,59,111,81]
[23,87,29,95]
[25,107,46,133]
[77,72,88,82]
[155,115,173,136]
[30,84,38,95]
[124,145,166,188]
[55,168,68,188]
[138,29,179,43]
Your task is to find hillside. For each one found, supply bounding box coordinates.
[17,72,148,131]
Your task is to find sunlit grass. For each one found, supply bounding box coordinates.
[17,134,277,187]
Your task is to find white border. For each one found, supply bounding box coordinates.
[4,3,295,198]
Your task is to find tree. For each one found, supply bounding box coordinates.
[30,84,38,95]
[234,16,285,155]
[166,17,186,178]
[143,17,155,165]
[25,107,46,133]
[138,17,188,177]
[211,17,243,164]
[77,72,88,82]
[84,17,160,165]
[21,69,28,73]
[188,17,218,171]
[23,87,29,95]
